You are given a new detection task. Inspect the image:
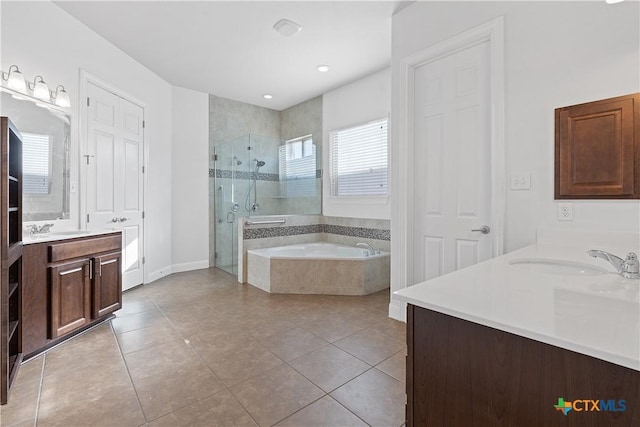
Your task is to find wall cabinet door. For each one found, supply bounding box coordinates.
[50,259,91,338]
[555,93,640,199]
[92,252,122,319]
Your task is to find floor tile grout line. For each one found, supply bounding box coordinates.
[32,353,46,427]
[284,345,372,394]
[268,393,330,427]
[144,295,263,426]
[327,394,374,427]
[108,320,150,423]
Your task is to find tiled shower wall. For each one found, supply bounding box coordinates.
[209,95,280,267]
[209,95,324,268]
[238,215,391,283]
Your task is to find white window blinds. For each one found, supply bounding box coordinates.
[329,118,388,197]
[22,132,51,195]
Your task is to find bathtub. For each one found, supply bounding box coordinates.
[247,242,390,295]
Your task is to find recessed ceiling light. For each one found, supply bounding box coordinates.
[605,0,624,3]
[263,94,273,99]
[273,18,302,37]
[316,65,330,73]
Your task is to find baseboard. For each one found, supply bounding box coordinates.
[388,298,407,322]
[171,260,209,274]
[147,266,173,284]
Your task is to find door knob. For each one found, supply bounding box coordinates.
[119,217,129,222]
[471,225,491,234]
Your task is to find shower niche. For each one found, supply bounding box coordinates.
[213,134,321,275]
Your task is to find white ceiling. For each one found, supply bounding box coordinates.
[56,1,404,111]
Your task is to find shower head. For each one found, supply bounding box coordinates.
[233,156,242,166]
[255,159,266,167]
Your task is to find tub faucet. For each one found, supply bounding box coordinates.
[356,242,376,256]
[587,250,639,279]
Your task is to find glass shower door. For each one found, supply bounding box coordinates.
[213,137,248,275]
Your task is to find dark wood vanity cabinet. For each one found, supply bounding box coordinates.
[92,252,122,319]
[406,304,639,426]
[50,258,92,338]
[22,233,122,357]
[555,93,640,199]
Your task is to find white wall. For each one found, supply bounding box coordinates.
[1,1,174,282]
[171,86,209,272]
[390,1,640,318]
[322,68,391,220]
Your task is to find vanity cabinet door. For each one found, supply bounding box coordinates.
[92,252,122,319]
[49,259,91,338]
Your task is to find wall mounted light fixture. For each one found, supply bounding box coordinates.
[0,65,70,108]
[1,65,26,93]
[29,76,51,101]
[53,85,70,108]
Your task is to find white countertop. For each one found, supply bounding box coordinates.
[394,242,640,371]
[23,229,121,245]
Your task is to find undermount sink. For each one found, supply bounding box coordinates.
[509,258,612,276]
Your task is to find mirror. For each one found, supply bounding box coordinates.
[1,89,71,220]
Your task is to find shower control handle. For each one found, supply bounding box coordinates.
[471,225,491,234]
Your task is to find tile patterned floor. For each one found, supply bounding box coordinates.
[1,268,406,427]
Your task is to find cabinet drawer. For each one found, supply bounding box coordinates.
[48,235,121,263]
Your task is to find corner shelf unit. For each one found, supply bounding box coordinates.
[1,117,23,405]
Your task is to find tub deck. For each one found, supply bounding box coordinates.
[247,243,390,295]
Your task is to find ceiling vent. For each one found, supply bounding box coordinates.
[273,19,302,37]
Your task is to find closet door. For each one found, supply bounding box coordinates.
[85,82,144,290]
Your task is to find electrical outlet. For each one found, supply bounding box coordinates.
[510,173,531,190]
[557,203,573,221]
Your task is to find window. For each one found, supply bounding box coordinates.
[22,132,51,195]
[329,118,388,197]
[279,135,317,197]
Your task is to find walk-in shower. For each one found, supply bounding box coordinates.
[212,134,321,275]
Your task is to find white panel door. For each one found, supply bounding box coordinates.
[413,41,492,283]
[86,82,144,290]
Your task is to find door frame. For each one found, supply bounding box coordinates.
[390,17,506,321]
[78,70,148,285]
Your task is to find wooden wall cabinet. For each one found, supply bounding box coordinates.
[555,93,640,199]
[1,117,22,405]
[22,233,122,358]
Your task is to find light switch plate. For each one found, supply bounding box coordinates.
[510,173,531,190]
[557,203,573,221]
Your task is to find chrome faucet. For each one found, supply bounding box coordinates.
[356,242,377,256]
[587,250,639,279]
[27,223,54,236]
